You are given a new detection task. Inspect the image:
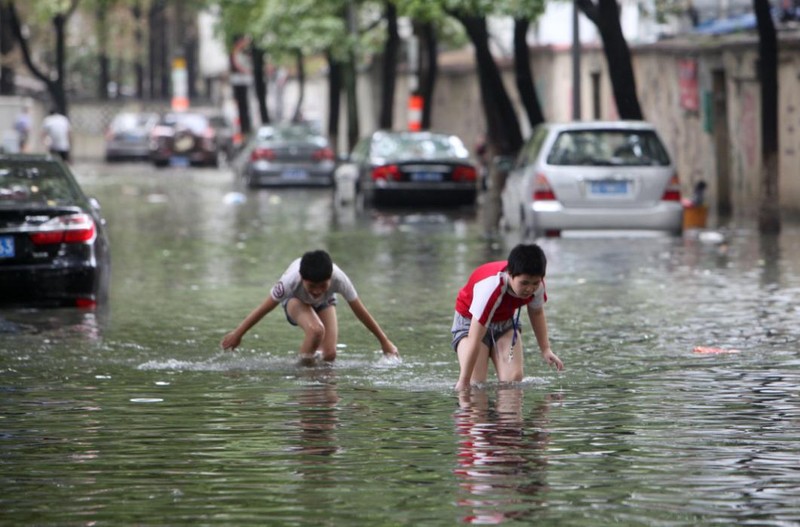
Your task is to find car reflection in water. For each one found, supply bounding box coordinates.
[0,154,110,310]
[455,387,559,524]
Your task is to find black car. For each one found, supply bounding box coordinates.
[149,112,225,167]
[233,123,336,188]
[0,154,110,308]
[335,130,479,207]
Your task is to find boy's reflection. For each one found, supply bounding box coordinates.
[454,387,559,524]
[292,367,340,458]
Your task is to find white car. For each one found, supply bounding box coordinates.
[501,121,684,237]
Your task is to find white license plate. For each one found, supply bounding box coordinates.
[0,235,15,258]
[410,172,443,182]
[282,168,309,180]
[589,181,629,195]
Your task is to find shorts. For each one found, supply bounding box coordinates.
[282,295,337,326]
[450,312,516,352]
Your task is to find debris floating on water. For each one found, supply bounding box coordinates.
[693,346,740,354]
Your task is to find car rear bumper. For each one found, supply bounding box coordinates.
[530,201,683,233]
[246,167,334,187]
[0,264,103,307]
[105,143,150,160]
[370,182,477,205]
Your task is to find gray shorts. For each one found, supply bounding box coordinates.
[450,312,516,351]
[282,295,337,326]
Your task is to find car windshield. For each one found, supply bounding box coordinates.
[371,133,469,160]
[256,124,323,144]
[546,129,671,166]
[160,113,209,134]
[0,161,82,205]
[111,113,154,131]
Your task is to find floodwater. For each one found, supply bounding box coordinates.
[2,162,800,525]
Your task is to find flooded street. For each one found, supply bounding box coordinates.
[2,161,800,525]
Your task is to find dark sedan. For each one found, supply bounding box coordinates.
[234,123,336,188]
[0,154,110,308]
[149,112,225,167]
[335,130,479,207]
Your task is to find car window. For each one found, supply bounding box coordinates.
[0,162,82,205]
[161,113,209,134]
[515,126,549,168]
[547,129,671,166]
[370,133,468,160]
[256,124,323,143]
[111,113,155,131]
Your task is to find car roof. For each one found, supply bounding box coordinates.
[544,120,658,133]
[0,153,65,163]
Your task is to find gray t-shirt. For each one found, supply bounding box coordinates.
[270,258,357,307]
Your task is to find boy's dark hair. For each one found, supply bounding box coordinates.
[299,250,333,282]
[506,244,547,277]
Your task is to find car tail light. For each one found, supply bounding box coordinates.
[452,165,477,182]
[372,165,401,181]
[203,126,216,139]
[29,214,96,245]
[251,147,276,161]
[533,173,556,201]
[75,297,97,309]
[661,174,682,201]
[312,147,335,161]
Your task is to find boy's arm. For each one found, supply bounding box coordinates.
[347,298,398,357]
[527,304,563,370]
[221,296,280,350]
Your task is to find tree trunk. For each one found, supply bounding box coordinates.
[132,1,144,98]
[378,1,398,130]
[754,0,781,233]
[97,6,109,99]
[326,51,342,152]
[252,45,270,124]
[416,20,438,130]
[292,49,305,122]
[576,0,643,120]
[0,3,16,95]
[453,13,523,236]
[513,18,545,128]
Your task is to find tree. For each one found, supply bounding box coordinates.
[5,0,80,115]
[575,0,643,120]
[753,0,780,233]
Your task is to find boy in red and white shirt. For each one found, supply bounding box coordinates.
[452,244,563,390]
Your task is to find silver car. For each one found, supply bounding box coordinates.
[500,121,683,237]
[104,112,158,162]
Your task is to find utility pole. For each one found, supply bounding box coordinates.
[572,0,581,120]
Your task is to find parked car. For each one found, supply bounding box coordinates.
[500,121,683,237]
[234,123,335,188]
[335,130,479,207]
[0,154,110,308]
[149,112,226,167]
[204,111,238,162]
[104,111,158,162]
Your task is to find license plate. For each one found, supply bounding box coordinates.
[410,172,443,182]
[0,235,15,258]
[170,156,190,167]
[281,168,308,180]
[589,180,629,195]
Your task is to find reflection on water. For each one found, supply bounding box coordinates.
[455,387,558,524]
[2,163,800,525]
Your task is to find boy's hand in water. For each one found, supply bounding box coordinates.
[541,348,564,370]
[221,332,242,351]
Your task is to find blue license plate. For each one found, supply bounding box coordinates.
[410,172,443,182]
[282,168,308,180]
[590,180,629,195]
[170,156,190,167]
[0,235,15,258]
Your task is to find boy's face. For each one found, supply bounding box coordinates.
[302,279,331,298]
[508,273,542,298]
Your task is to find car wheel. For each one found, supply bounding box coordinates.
[153,159,168,168]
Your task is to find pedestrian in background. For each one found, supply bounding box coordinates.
[41,107,72,162]
[14,105,31,152]
[452,243,563,391]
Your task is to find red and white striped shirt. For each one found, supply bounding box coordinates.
[455,261,546,325]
